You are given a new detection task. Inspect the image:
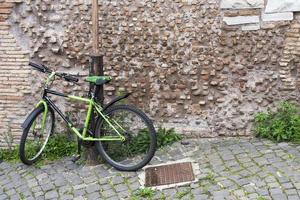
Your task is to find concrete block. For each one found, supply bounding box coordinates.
[265,1,300,13]
[220,0,264,9]
[223,16,260,25]
[262,12,293,22]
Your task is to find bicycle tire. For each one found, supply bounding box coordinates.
[95,105,157,171]
[19,106,55,165]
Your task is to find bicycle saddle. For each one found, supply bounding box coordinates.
[85,76,112,86]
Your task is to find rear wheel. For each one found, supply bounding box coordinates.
[19,106,55,165]
[95,105,156,171]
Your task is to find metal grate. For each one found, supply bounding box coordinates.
[145,162,195,187]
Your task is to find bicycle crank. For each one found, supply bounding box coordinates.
[78,128,95,147]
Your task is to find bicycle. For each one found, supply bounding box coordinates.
[19,62,157,171]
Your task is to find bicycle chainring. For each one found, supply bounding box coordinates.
[78,128,95,147]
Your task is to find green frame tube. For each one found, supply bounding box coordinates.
[66,95,125,141]
[35,72,126,142]
[33,100,49,134]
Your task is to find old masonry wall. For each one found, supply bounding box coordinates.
[1,0,300,148]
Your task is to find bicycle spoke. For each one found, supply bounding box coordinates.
[95,105,156,171]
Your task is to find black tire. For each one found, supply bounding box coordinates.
[95,105,156,171]
[19,106,55,165]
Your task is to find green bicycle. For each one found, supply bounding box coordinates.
[19,62,157,171]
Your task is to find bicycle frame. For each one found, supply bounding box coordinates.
[35,72,126,142]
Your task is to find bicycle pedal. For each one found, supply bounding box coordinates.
[71,154,81,163]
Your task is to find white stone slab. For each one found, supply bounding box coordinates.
[262,11,293,21]
[265,0,300,13]
[220,0,264,9]
[241,23,260,31]
[223,16,260,25]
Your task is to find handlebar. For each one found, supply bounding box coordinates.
[56,72,79,83]
[29,62,51,73]
[29,61,79,83]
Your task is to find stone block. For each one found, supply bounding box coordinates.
[265,1,300,13]
[220,0,264,9]
[262,12,293,22]
[223,16,259,25]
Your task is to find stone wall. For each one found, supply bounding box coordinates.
[1,0,300,148]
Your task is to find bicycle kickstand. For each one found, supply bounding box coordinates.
[71,139,82,163]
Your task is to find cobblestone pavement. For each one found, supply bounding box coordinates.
[0,138,300,200]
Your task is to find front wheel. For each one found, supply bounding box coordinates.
[95,105,157,171]
[19,106,55,165]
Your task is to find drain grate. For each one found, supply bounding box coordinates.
[145,162,195,187]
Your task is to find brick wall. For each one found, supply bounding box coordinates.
[279,23,300,90]
[0,0,31,148]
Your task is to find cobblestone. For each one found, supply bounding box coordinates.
[0,138,300,199]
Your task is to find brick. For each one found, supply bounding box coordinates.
[6,50,29,54]
[223,9,260,17]
[0,3,14,8]
[0,22,9,25]
[0,96,22,100]
[6,0,23,3]
[238,9,260,16]
[0,39,16,43]
[0,9,11,14]
[0,14,8,21]
[0,54,25,58]
[0,25,9,30]
[223,10,239,17]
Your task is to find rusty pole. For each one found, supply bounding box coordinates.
[91,0,104,104]
[92,0,99,56]
[84,0,104,162]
